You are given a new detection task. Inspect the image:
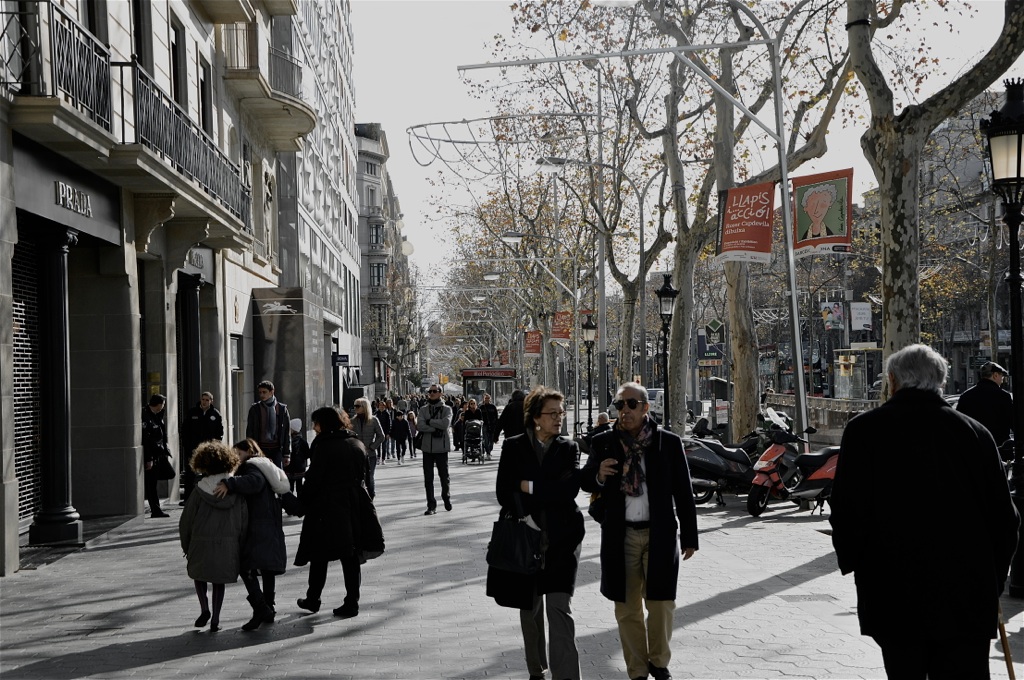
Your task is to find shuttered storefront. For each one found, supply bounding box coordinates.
[12,225,42,526]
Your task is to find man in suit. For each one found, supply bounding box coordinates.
[245,380,291,468]
[581,382,698,680]
[416,384,453,515]
[831,344,1018,677]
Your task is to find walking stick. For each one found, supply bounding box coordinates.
[998,605,1015,680]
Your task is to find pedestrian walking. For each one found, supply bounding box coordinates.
[391,411,411,465]
[830,344,1019,678]
[493,389,527,444]
[580,381,699,680]
[178,441,248,633]
[376,400,394,463]
[215,439,291,632]
[417,384,453,515]
[479,393,499,459]
[294,406,383,619]
[142,393,171,518]
[287,418,310,495]
[245,381,291,469]
[956,360,1014,454]
[407,410,419,459]
[486,386,585,680]
[351,397,383,499]
[179,391,224,504]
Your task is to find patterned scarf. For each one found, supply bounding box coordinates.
[618,416,654,497]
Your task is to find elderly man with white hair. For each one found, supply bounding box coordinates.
[830,343,1018,678]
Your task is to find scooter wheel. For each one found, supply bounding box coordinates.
[747,486,770,517]
[693,488,715,505]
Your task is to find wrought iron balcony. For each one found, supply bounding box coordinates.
[2,1,112,140]
[221,23,315,151]
[114,59,252,230]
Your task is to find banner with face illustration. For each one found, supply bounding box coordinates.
[791,169,853,258]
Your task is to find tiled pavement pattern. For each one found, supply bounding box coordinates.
[1,451,1021,679]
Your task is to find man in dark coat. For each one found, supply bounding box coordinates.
[831,344,1018,678]
[245,380,291,468]
[956,360,1014,453]
[142,393,171,518]
[581,382,698,680]
[180,391,224,503]
[417,385,453,515]
[494,389,527,443]
[479,393,499,459]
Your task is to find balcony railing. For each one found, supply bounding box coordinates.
[1,1,111,131]
[223,23,302,100]
[114,59,251,229]
[268,46,301,99]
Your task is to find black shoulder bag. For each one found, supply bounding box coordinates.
[485,492,542,574]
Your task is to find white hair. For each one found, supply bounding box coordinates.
[885,344,948,395]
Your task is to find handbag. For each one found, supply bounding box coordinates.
[153,454,176,480]
[587,491,606,524]
[413,432,423,450]
[485,493,541,575]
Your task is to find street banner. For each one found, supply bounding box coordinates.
[850,302,872,331]
[524,330,542,357]
[499,349,510,365]
[715,181,775,263]
[791,169,853,258]
[551,311,573,340]
[821,301,845,331]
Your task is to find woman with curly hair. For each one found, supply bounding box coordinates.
[295,406,383,618]
[214,439,291,631]
[179,441,247,632]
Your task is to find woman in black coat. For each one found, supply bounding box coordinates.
[216,439,291,631]
[486,386,584,680]
[294,406,382,619]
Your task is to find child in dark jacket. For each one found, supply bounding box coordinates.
[391,411,411,465]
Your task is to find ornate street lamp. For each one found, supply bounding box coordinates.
[581,314,597,428]
[981,78,1024,597]
[655,273,679,431]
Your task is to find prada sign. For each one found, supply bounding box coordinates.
[55,181,94,217]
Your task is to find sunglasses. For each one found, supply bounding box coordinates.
[428,389,440,393]
[613,398,648,411]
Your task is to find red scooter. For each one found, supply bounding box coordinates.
[746,427,838,517]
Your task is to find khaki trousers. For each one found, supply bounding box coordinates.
[614,527,675,679]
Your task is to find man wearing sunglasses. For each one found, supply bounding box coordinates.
[581,382,698,680]
[416,384,454,515]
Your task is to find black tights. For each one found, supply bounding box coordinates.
[240,569,277,606]
[193,581,225,626]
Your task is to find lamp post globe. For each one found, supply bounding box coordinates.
[654,273,679,430]
[981,78,1024,597]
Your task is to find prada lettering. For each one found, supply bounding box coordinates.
[54,181,93,217]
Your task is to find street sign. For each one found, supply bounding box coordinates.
[332,353,350,367]
[705,319,724,346]
[697,326,725,366]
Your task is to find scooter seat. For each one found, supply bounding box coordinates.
[703,440,753,465]
[795,446,839,470]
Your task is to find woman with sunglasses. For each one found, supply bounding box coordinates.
[486,386,584,680]
[351,397,384,499]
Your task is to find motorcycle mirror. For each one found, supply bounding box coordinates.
[804,426,817,435]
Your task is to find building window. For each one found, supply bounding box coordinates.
[370,223,383,245]
[370,263,386,288]
[199,55,213,135]
[365,161,378,176]
[170,19,187,109]
[366,186,376,207]
[131,0,153,73]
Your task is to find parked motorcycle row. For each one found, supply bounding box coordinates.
[684,407,840,517]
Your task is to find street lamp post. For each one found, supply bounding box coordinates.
[981,78,1024,598]
[655,274,679,431]
[582,314,597,429]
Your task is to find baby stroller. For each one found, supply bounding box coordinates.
[462,420,486,465]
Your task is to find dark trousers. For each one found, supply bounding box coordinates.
[306,557,361,608]
[144,468,161,513]
[260,445,283,468]
[422,451,450,510]
[241,569,277,606]
[874,636,991,680]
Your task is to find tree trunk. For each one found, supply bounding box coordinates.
[725,261,759,438]
[619,288,638,384]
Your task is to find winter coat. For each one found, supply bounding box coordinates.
[479,403,499,437]
[179,474,248,584]
[376,408,394,436]
[287,434,310,476]
[181,404,224,453]
[486,433,585,610]
[223,458,289,574]
[294,430,384,565]
[141,407,169,464]
[580,423,698,603]
[352,416,384,456]
[493,395,526,443]
[956,378,1014,448]
[417,400,453,454]
[245,398,291,461]
[830,388,1019,641]
[390,418,411,442]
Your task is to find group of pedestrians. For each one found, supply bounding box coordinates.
[167,380,383,633]
[487,382,698,680]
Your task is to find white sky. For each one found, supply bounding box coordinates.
[352,0,1024,273]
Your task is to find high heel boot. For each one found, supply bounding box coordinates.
[241,594,274,632]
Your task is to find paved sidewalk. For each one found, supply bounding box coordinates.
[1,450,1021,679]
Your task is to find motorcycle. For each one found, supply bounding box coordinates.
[747,429,843,517]
[685,418,760,505]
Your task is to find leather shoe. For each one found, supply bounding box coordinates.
[194,612,211,628]
[443,498,452,511]
[296,598,321,613]
[648,662,673,680]
[333,604,358,618]
[424,508,436,515]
